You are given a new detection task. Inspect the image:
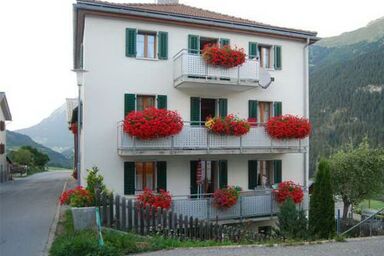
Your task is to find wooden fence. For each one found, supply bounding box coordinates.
[95,191,275,243]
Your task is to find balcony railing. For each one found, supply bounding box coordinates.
[171,189,309,221]
[173,49,261,91]
[117,122,308,156]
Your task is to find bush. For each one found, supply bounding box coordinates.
[86,167,107,196]
[276,198,308,240]
[309,159,335,239]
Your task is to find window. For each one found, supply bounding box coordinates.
[135,162,156,191]
[258,102,272,123]
[136,32,156,58]
[258,45,272,68]
[0,121,5,131]
[136,95,155,111]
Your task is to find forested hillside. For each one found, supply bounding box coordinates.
[309,17,384,176]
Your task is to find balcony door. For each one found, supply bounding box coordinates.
[191,97,227,126]
[201,98,216,123]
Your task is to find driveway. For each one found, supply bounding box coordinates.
[136,236,384,256]
[0,171,70,256]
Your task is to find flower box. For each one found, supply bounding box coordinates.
[266,115,311,139]
[205,115,250,136]
[202,44,246,68]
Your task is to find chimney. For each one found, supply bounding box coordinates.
[156,0,179,4]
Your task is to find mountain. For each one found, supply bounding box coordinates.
[16,103,73,153]
[309,17,384,176]
[6,130,72,168]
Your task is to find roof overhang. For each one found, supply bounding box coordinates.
[66,98,78,126]
[0,92,12,121]
[73,1,320,69]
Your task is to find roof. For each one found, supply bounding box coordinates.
[0,92,12,121]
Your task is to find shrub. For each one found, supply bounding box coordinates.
[205,115,250,136]
[276,198,308,240]
[123,107,183,140]
[136,188,172,210]
[59,186,94,207]
[202,44,246,68]
[86,167,107,196]
[309,159,335,239]
[266,115,311,139]
[213,186,241,209]
[273,181,304,204]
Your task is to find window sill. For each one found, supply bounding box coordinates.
[135,57,159,61]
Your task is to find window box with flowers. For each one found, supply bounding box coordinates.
[273,181,304,204]
[136,188,172,210]
[212,186,242,210]
[265,115,311,139]
[123,107,183,140]
[202,44,246,68]
[205,115,250,136]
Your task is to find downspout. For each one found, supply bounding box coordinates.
[303,38,310,189]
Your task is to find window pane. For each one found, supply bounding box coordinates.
[136,34,145,58]
[147,35,155,59]
[137,95,155,111]
[135,162,144,191]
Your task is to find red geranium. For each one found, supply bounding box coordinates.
[123,107,183,140]
[59,186,94,207]
[70,123,78,134]
[266,115,311,139]
[202,44,246,68]
[273,181,304,204]
[213,186,241,209]
[136,188,172,210]
[205,114,250,136]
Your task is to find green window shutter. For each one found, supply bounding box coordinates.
[219,160,228,189]
[273,160,282,184]
[125,28,137,57]
[248,100,258,119]
[124,94,136,117]
[190,161,197,196]
[158,31,168,60]
[273,101,282,117]
[274,45,282,70]
[157,95,167,109]
[248,160,258,190]
[218,98,228,117]
[220,38,230,47]
[124,162,135,195]
[188,35,200,54]
[248,42,258,59]
[156,161,167,191]
[190,97,201,126]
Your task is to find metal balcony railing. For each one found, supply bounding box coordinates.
[117,121,308,156]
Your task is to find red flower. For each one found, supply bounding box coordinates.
[205,114,250,136]
[202,44,246,68]
[213,186,241,209]
[273,181,304,204]
[136,188,172,210]
[70,123,78,134]
[59,186,94,207]
[123,107,183,140]
[266,115,311,139]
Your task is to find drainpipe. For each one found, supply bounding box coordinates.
[303,38,310,189]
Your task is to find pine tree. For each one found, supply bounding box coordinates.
[309,159,335,238]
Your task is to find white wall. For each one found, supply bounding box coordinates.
[80,15,308,194]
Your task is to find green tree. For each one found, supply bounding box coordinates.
[21,146,50,168]
[9,149,33,166]
[86,167,107,197]
[277,198,308,240]
[309,159,335,239]
[329,139,384,219]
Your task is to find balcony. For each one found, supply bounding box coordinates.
[173,50,269,91]
[117,122,308,156]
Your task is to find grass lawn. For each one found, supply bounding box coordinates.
[359,199,384,210]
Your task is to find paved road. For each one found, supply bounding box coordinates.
[136,236,384,256]
[0,171,70,256]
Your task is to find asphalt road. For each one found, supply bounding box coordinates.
[0,171,70,256]
[136,236,384,256]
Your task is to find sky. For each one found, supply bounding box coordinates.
[1,0,383,130]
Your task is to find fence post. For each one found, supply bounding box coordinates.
[145,205,150,235]
[115,194,120,230]
[102,192,107,225]
[139,206,144,235]
[134,201,139,234]
[108,193,114,227]
[128,199,133,232]
[239,195,243,221]
[207,197,210,220]
[121,197,126,231]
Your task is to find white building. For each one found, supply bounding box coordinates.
[0,92,12,182]
[72,0,318,221]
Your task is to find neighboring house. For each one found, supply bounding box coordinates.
[0,92,12,183]
[73,0,318,222]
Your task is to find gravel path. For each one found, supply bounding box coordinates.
[135,236,384,256]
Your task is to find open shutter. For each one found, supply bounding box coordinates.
[190,97,201,126]
[273,160,282,184]
[188,35,200,54]
[124,162,135,195]
[158,31,168,60]
[125,28,137,57]
[274,45,282,70]
[124,94,136,117]
[273,102,282,117]
[190,161,197,196]
[219,160,228,189]
[156,161,167,191]
[218,98,228,117]
[157,95,167,109]
[248,160,258,190]
[248,42,258,59]
[220,38,230,47]
[248,100,258,120]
